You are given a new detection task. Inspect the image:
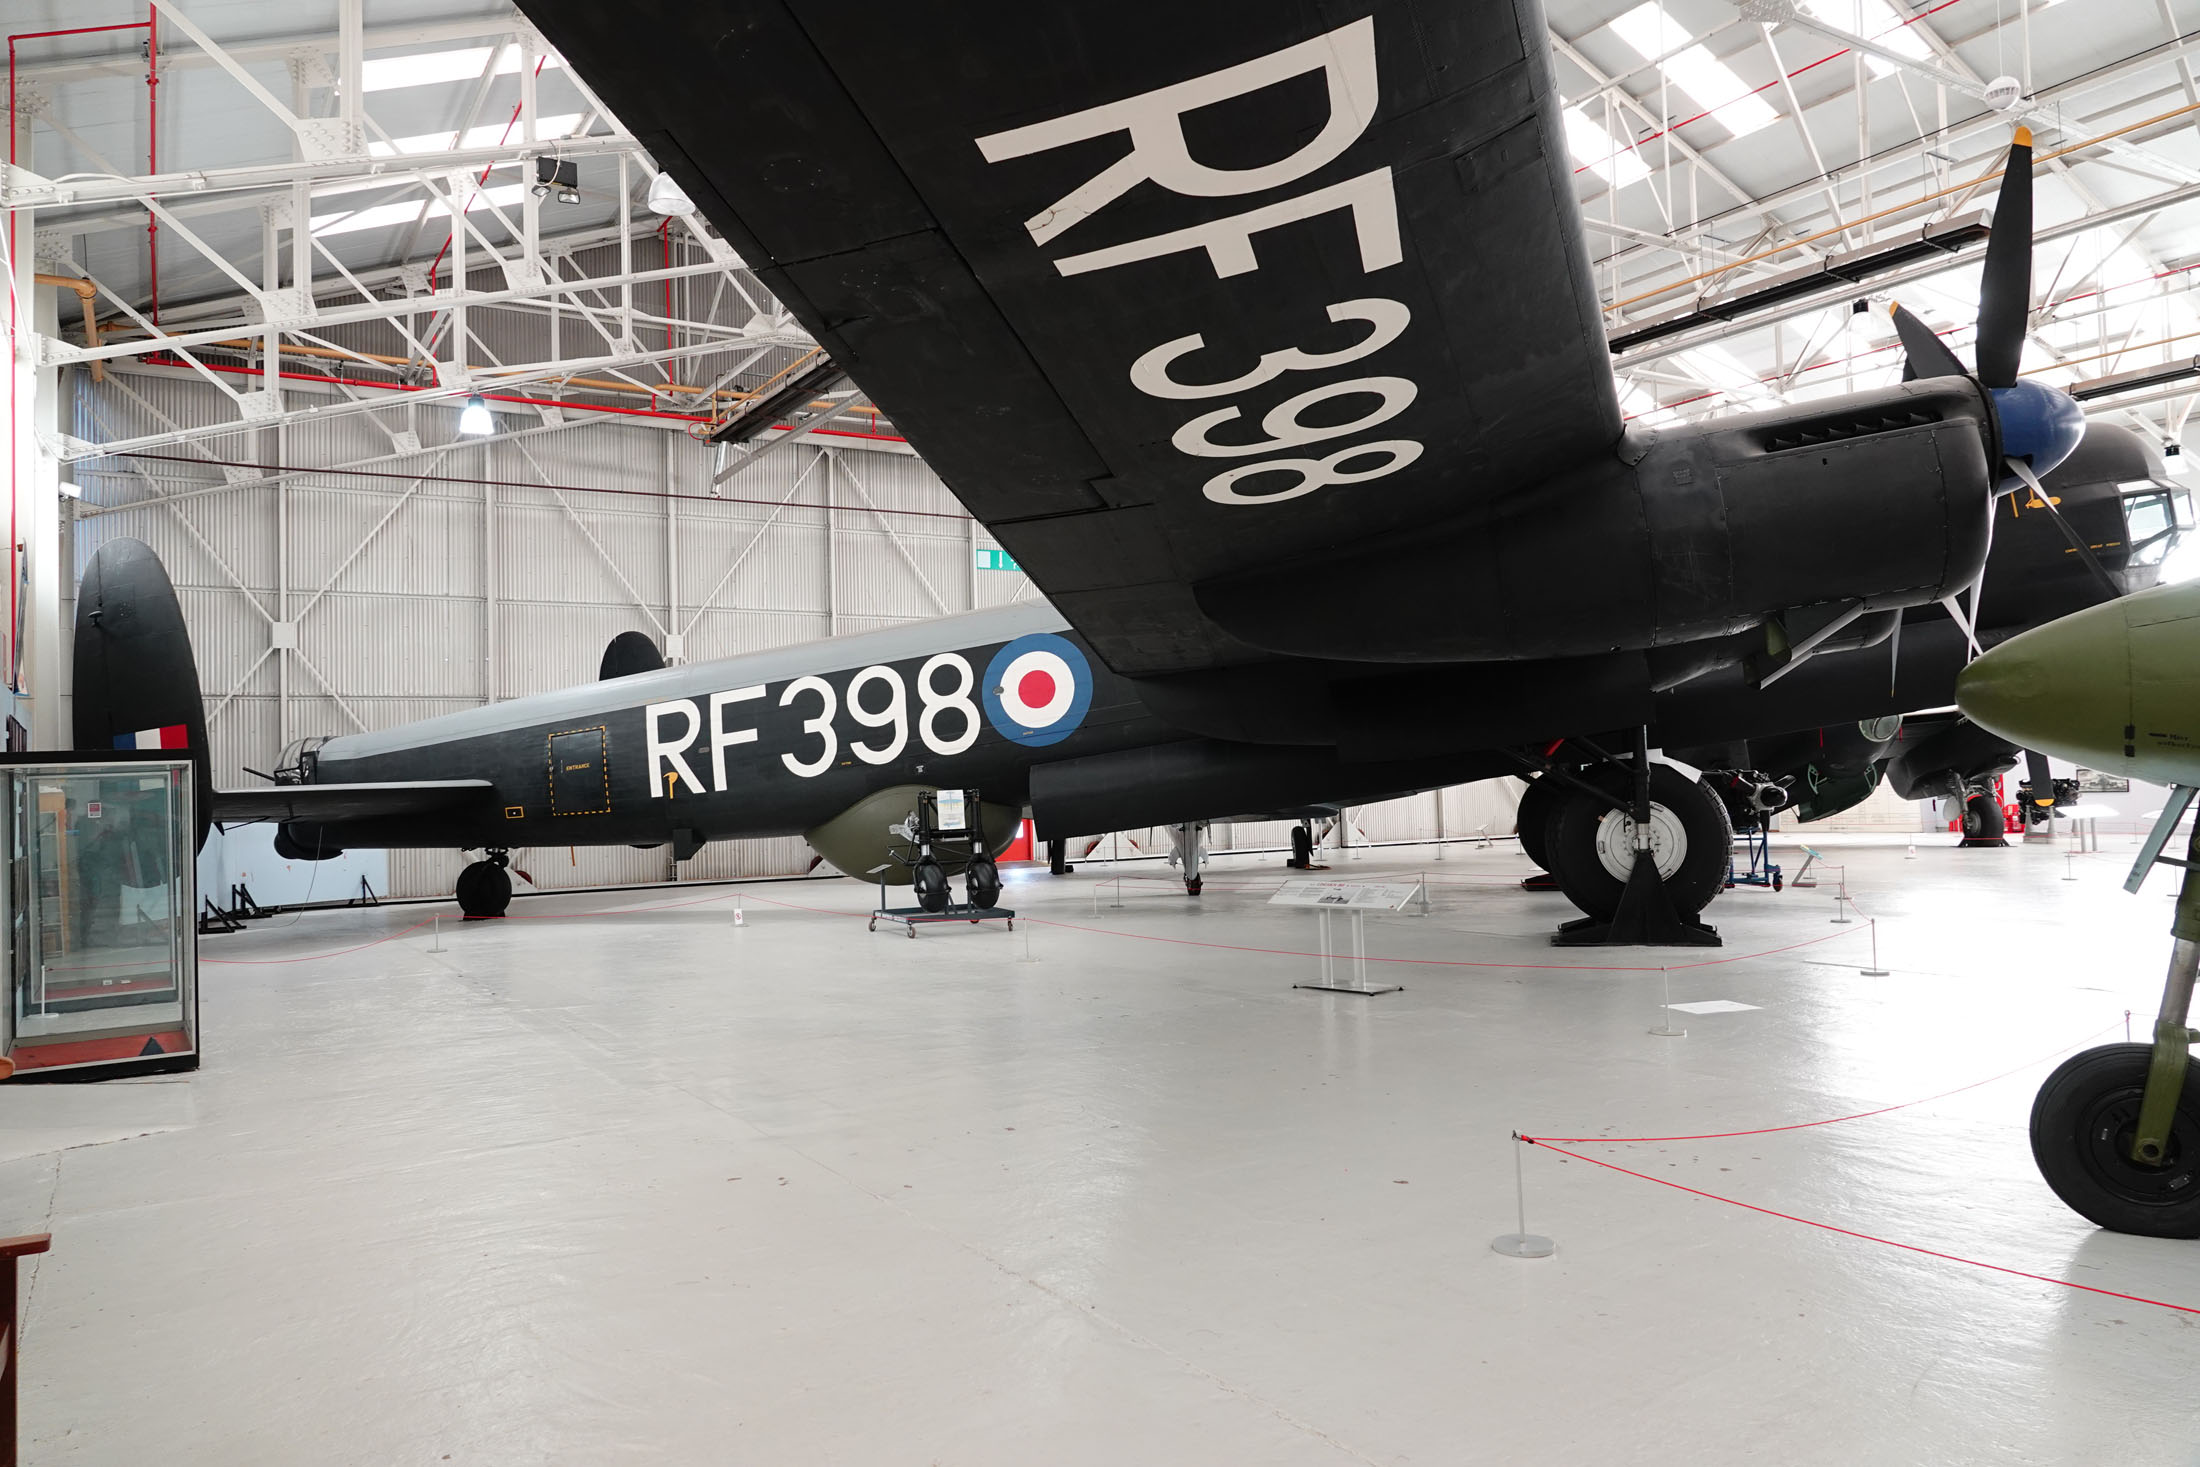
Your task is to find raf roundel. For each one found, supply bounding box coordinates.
[982,633,1093,747]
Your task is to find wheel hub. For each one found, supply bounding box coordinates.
[2081,1087,2196,1203]
[1591,801,1686,883]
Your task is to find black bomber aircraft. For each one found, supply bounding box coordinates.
[69,1,2186,927]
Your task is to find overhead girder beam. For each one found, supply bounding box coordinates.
[1612,181,2200,369]
[1590,27,2200,293]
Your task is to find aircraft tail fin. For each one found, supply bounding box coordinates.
[73,537,213,848]
[598,630,666,680]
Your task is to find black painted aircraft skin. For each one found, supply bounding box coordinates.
[65,3,2188,918]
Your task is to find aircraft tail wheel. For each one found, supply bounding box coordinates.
[1515,776,1564,872]
[455,859,513,920]
[1960,790,2007,845]
[2031,1043,2200,1237]
[913,858,950,913]
[1547,765,1731,923]
[965,855,1002,910]
[1186,875,1203,896]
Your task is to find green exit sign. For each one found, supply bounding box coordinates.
[975,548,1021,572]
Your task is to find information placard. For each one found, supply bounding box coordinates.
[1267,879,1421,912]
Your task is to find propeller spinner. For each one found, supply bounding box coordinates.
[1889,127,2085,488]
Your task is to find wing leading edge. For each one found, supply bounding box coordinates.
[521,0,1619,674]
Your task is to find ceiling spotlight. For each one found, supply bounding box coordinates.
[534,156,580,205]
[457,394,495,436]
[645,171,694,216]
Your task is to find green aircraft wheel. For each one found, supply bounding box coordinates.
[1547,765,1732,923]
[2032,1043,2200,1238]
[1515,776,1565,872]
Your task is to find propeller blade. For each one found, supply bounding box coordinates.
[2026,748,2053,800]
[1975,127,2035,388]
[2005,457,2122,598]
[1890,302,1967,381]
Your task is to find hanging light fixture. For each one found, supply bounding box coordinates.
[645,170,694,216]
[457,394,495,436]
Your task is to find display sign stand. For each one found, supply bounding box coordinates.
[1272,880,1419,995]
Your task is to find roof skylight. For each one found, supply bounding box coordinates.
[360,44,564,93]
[1609,3,1778,139]
[1563,106,1651,187]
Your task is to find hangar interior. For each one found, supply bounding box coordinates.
[7,0,2200,1461]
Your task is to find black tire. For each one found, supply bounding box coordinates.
[1547,764,1732,923]
[455,860,512,919]
[1516,776,1565,872]
[1186,875,1203,896]
[1289,825,1313,869]
[965,855,1002,909]
[912,858,950,913]
[1961,790,2007,843]
[2031,1043,2200,1238]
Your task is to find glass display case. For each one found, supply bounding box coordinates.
[3,754,197,1077]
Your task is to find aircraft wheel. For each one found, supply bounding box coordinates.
[1186,875,1203,896]
[1547,765,1731,923]
[965,855,1002,910]
[1515,776,1564,872]
[2031,1043,2200,1238]
[913,858,950,913]
[1289,825,1314,869]
[455,860,512,920]
[1960,788,2007,845]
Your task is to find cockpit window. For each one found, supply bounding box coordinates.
[2119,480,2193,569]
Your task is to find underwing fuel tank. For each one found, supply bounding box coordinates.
[1957,578,2200,786]
[1194,378,1998,662]
[804,784,1021,884]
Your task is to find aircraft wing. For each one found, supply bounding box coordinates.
[522,0,1620,675]
[210,780,497,825]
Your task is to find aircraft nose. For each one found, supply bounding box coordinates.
[1990,379,2086,483]
[1956,599,2131,770]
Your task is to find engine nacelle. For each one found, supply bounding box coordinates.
[804,784,1019,885]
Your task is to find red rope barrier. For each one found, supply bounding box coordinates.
[1526,1022,2124,1144]
[1524,1138,2200,1317]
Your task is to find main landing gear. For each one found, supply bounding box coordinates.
[2031,796,2200,1237]
[455,849,515,920]
[1516,736,1732,942]
[1958,781,2009,848]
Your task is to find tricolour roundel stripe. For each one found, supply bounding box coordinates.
[982,633,1093,748]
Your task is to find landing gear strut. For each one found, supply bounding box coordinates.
[2031,795,2200,1236]
[1166,821,1207,895]
[455,849,514,920]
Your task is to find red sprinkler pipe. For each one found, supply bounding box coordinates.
[425,53,549,291]
[6,15,155,691]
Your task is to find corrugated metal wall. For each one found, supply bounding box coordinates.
[70,366,1526,900]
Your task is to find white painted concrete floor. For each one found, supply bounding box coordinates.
[7,834,2200,1465]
